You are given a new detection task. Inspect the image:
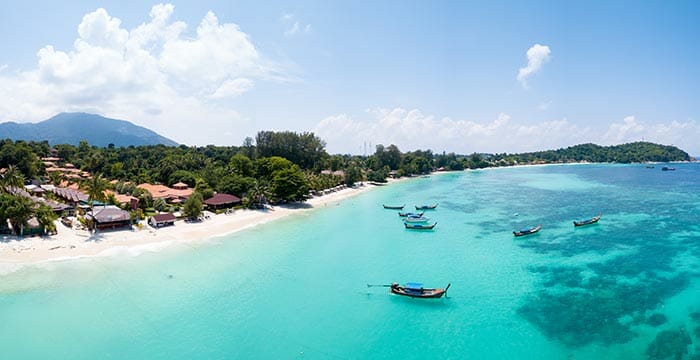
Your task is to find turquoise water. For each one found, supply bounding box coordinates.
[2,164,700,359]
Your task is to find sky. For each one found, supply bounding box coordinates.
[1,1,699,155]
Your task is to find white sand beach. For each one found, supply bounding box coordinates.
[0,182,386,269]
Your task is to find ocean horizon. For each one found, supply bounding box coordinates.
[2,163,700,359]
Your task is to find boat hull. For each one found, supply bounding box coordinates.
[390,284,449,298]
[513,225,541,237]
[383,204,405,210]
[574,215,601,227]
[415,204,438,210]
[404,222,437,230]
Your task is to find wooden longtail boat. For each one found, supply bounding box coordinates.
[404,222,437,230]
[513,224,541,237]
[403,216,430,223]
[573,213,602,227]
[415,204,438,210]
[398,211,424,217]
[383,204,405,210]
[390,282,451,298]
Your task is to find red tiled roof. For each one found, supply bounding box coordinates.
[137,183,192,200]
[152,213,176,223]
[204,193,241,206]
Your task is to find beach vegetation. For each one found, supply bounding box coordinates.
[183,192,204,220]
[35,204,58,235]
[1,194,35,236]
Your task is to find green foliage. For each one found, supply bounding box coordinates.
[271,166,308,202]
[493,142,690,165]
[218,174,256,198]
[254,156,295,178]
[35,204,58,235]
[344,164,363,186]
[183,193,203,220]
[255,131,327,170]
[153,198,168,212]
[229,153,254,177]
[169,170,197,187]
[0,140,40,179]
[0,193,35,236]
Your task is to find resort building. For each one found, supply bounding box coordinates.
[137,183,193,204]
[149,213,176,228]
[204,193,241,210]
[104,190,139,210]
[10,187,73,215]
[85,206,132,231]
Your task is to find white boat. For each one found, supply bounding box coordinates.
[403,216,430,223]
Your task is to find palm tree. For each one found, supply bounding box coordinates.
[1,165,25,193]
[6,195,35,236]
[83,173,107,231]
[246,180,271,209]
[35,204,58,235]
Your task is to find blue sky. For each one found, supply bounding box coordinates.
[1,1,699,154]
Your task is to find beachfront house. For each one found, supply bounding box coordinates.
[204,193,241,210]
[149,213,176,228]
[85,206,132,231]
[137,183,193,204]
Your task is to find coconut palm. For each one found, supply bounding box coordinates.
[246,180,271,209]
[83,173,107,231]
[5,195,35,236]
[1,165,25,193]
[35,204,58,235]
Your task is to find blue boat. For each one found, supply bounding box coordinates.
[403,216,430,223]
[513,224,541,237]
[404,222,437,230]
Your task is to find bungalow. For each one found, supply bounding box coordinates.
[204,193,241,210]
[85,206,131,231]
[149,213,176,228]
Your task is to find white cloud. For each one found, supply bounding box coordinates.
[314,108,592,154]
[284,22,301,37]
[281,13,311,37]
[0,4,282,145]
[602,116,700,153]
[210,78,254,98]
[538,100,552,111]
[517,44,551,88]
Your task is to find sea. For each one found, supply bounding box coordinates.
[1,164,699,359]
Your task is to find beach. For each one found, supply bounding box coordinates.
[0,182,382,269]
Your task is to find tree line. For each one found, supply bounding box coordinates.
[0,135,691,235]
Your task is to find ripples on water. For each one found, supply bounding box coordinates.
[1,164,700,359]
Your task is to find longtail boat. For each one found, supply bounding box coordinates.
[415,204,438,210]
[383,204,405,210]
[573,213,601,227]
[390,282,450,298]
[661,166,676,171]
[403,216,430,223]
[404,222,437,230]
[398,211,424,217]
[513,224,541,237]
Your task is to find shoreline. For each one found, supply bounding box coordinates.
[0,181,405,273]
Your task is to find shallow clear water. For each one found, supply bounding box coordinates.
[2,164,700,359]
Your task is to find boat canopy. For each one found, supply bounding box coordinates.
[405,283,423,290]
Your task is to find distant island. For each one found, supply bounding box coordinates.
[0,112,178,147]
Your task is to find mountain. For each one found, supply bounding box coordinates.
[0,112,178,147]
